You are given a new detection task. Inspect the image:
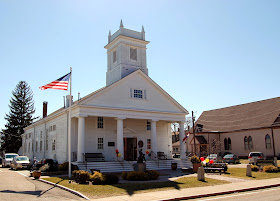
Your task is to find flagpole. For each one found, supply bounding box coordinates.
[68,67,72,178]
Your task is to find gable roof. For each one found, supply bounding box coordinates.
[27,70,188,129]
[196,97,280,132]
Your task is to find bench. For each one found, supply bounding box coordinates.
[84,153,105,162]
[204,167,225,175]
[157,152,167,160]
[256,159,274,167]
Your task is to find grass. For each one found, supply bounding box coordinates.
[43,176,229,199]
[239,159,280,164]
[225,168,280,180]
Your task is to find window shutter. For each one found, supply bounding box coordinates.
[144,90,147,99]
[130,88,133,98]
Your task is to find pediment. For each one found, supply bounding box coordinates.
[79,70,188,114]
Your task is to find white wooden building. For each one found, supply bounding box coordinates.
[22,22,190,171]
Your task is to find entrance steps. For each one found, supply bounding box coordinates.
[73,159,192,173]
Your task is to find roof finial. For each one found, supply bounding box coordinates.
[142,25,145,33]
[108,30,111,43]
[120,19,124,28]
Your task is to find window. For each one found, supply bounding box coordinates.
[130,47,137,61]
[97,117,104,129]
[134,89,143,99]
[36,141,38,151]
[228,138,232,150]
[28,143,30,153]
[40,140,42,151]
[147,121,151,131]
[113,51,117,63]
[53,125,56,131]
[29,133,31,138]
[265,134,271,149]
[147,139,151,149]
[248,136,253,149]
[98,138,104,150]
[244,136,248,150]
[244,136,253,150]
[224,138,232,150]
[52,140,56,151]
[49,126,52,132]
[224,138,228,150]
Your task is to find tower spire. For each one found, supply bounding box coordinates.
[120,19,124,28]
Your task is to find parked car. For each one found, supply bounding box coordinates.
[223,154,240,164]
[203,154,223,164]
[248,152,265,164]
[10,156,31,170]
[2,153,19,167]
[0,157,2,164]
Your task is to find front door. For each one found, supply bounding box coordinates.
[124,138,137,161]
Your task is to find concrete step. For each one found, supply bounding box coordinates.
[73,159,192,173]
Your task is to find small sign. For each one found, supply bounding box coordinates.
[108,142,115,146]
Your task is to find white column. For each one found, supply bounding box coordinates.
[179,121,186,159]
[116,117,125,160]
[151,120,158,157]
[77,116,86,162]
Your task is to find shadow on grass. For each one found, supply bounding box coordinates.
[111,180,182,196]
[37,177,65,197]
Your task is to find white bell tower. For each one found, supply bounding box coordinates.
[105,20,149,86]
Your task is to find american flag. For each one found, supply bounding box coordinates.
[39,72,71,91]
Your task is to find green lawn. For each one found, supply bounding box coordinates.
[225,168,280,180]
[43,176,229,199]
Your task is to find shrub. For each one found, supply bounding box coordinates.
[263,165,278,173]
[79,171,90,183]
[104,173,119,184]
[72,170,80,182]
[58,162,79,171]
[191,155,200,163]
[59,162,68,171]
[122,172,128,180]
[146,170,159,180]
[127,171,147,181]
[90,172,105,184]
[251,165,259,172]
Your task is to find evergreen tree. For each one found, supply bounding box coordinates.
[0,81,37,153]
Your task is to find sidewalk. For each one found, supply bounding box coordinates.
[88,174,280,201]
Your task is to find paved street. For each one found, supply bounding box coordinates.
[0,167,83,201]
[192,187,280,201]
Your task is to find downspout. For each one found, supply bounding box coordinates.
[271,127,276,157]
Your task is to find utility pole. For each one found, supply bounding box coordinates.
[192,111,196,155]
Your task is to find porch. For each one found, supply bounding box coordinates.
[70,115,187,162]
[72,159,192,173]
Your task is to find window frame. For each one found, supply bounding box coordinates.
[97,117,104,129]
[130,47,137,61]
[265,134,272,149]
[97,137,104,150]
[113,50,117,63]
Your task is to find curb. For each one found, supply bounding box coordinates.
[39,178,90,200]
[162,183,280,201]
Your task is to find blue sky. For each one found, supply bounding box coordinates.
[0,0,279,130]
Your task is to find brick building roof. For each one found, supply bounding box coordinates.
[196,97,280,133]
